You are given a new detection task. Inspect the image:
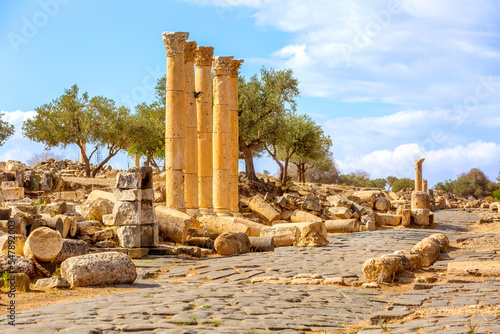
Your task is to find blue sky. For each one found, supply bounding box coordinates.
[1,0,499,186]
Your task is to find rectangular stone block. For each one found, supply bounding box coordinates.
[141,189,154,201]
[128,166,153,189]
[114,189,141,202]
[141,200,155,224]
[141,223,159,248]
[116,172,141,189]
[1,181,18,189]
[117,225,141,248]
[2,187,24,201]
[15,170,24,187]
[112,201,141,225]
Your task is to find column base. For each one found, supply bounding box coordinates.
[215,209,232,217]
[186,208,200,215]
[199,208,216,217]
[231,211,242,217]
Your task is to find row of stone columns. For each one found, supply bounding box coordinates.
[162,31,243,217]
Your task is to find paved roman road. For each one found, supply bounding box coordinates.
[2,210,500,334]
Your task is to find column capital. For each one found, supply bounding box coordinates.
[415,158,425,166]
[162,31,189,56]
[228,59,244,78]
[212,56,234,76]
[194,46,214,66]
[184,41,197,63]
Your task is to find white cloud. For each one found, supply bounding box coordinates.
[338,141,500,186]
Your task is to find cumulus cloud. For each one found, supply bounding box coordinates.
[337,141,500,187]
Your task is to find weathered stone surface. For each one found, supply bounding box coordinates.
[54,214,71,238]
[260,225,300,247]
[117,225,141,248]
[393,250,422,270]
[411,191,431,210]
[447,261,500,277]
[354,191,380,203]
[412,237,441,266]
[35,276,71,289]
[412,209,431,226]
[198,216,250,236]
[220,216,264,237]
[54,239,90,263]
[324,219,359,233]
[77,221,101,236]
[112,201,140,225]
[24,226,63,262]
[116,172,142,189]
[0,207,11,220]
[249,237,274,252]
[290,210,322,223]
[0,253,35,278]
[328,207,352,219]
[61,251,137,287]
[428,233,449,252]
[155,206,197,243]
[248,195,280,224]
[38,202,67,215]
[376,213,402,226]
[2,187,24,201]
[326,195,353,208]
[85,198,114,222]
[214,232,250,255]
[86,190,117,204]
[276,221,329,247]
[140,200,155,223]
[374,197,391,212]
[363,257,402,283]
[5,273,30,292]
[95,228,115,241]
[0,234,26,256]
[140,223,159,247]
[401,209,411,226]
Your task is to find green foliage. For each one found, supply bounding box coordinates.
[435,168,498,198]
[340,170,372,187]
[0,112,15,146]
[392,178,415,192]
[22,85,132,177]
[2,271,7,287]
[492,189,500,201]
[367,178,388,190]
[52,268,61,277]
[238,67,300,180]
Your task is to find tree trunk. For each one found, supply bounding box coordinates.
[241,144,257,181]
[91,147,120,178]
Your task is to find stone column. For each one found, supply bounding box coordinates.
[184,41,199,215]
[134,154,140,167]
[162,31,189,212]
[194,46,215,215]
[228,59,244,215]
[212,56,233,216]
[414,158,425,192]
[422,179,428,193]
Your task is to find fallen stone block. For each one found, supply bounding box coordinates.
[54,239,90,263]
[275,221,329,247]
[24,226,63,262]
[86,190,117,204]
[35,276,71,289]
[326,195,353,208]
[214,231,250,255]
[411,209,431,226]
[0,253,35,278]
[61,251,137,287]
[428,233,449,252]
[290,210,322,223]
[4,273,30,292]
[248,195,280,224]
[324,219,359,233]
[0,234,26,256]
[412,236,441,266]
[249,237,274,252]
[155,206,198,243]
[198,216,250,236]
[327,207,352,219]
[363,257,402,283]
[374,197,391,212]
[2,187,24,201]
[77,221,101,236]
[393,250,422,270]
[260,225,300,247]
[376,213,401,226]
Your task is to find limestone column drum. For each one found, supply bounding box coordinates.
[228,59,244,215]
[422,179,428,193]
[194,46,215,215]
[414,158,425,192]
[162,31,189,211]
[183,41,199,215]
[212,56,234,216]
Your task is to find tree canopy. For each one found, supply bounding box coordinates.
[0,112,14,146]
[238,67,300,180]
[22,85,132,177]
[435,168,498,198]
